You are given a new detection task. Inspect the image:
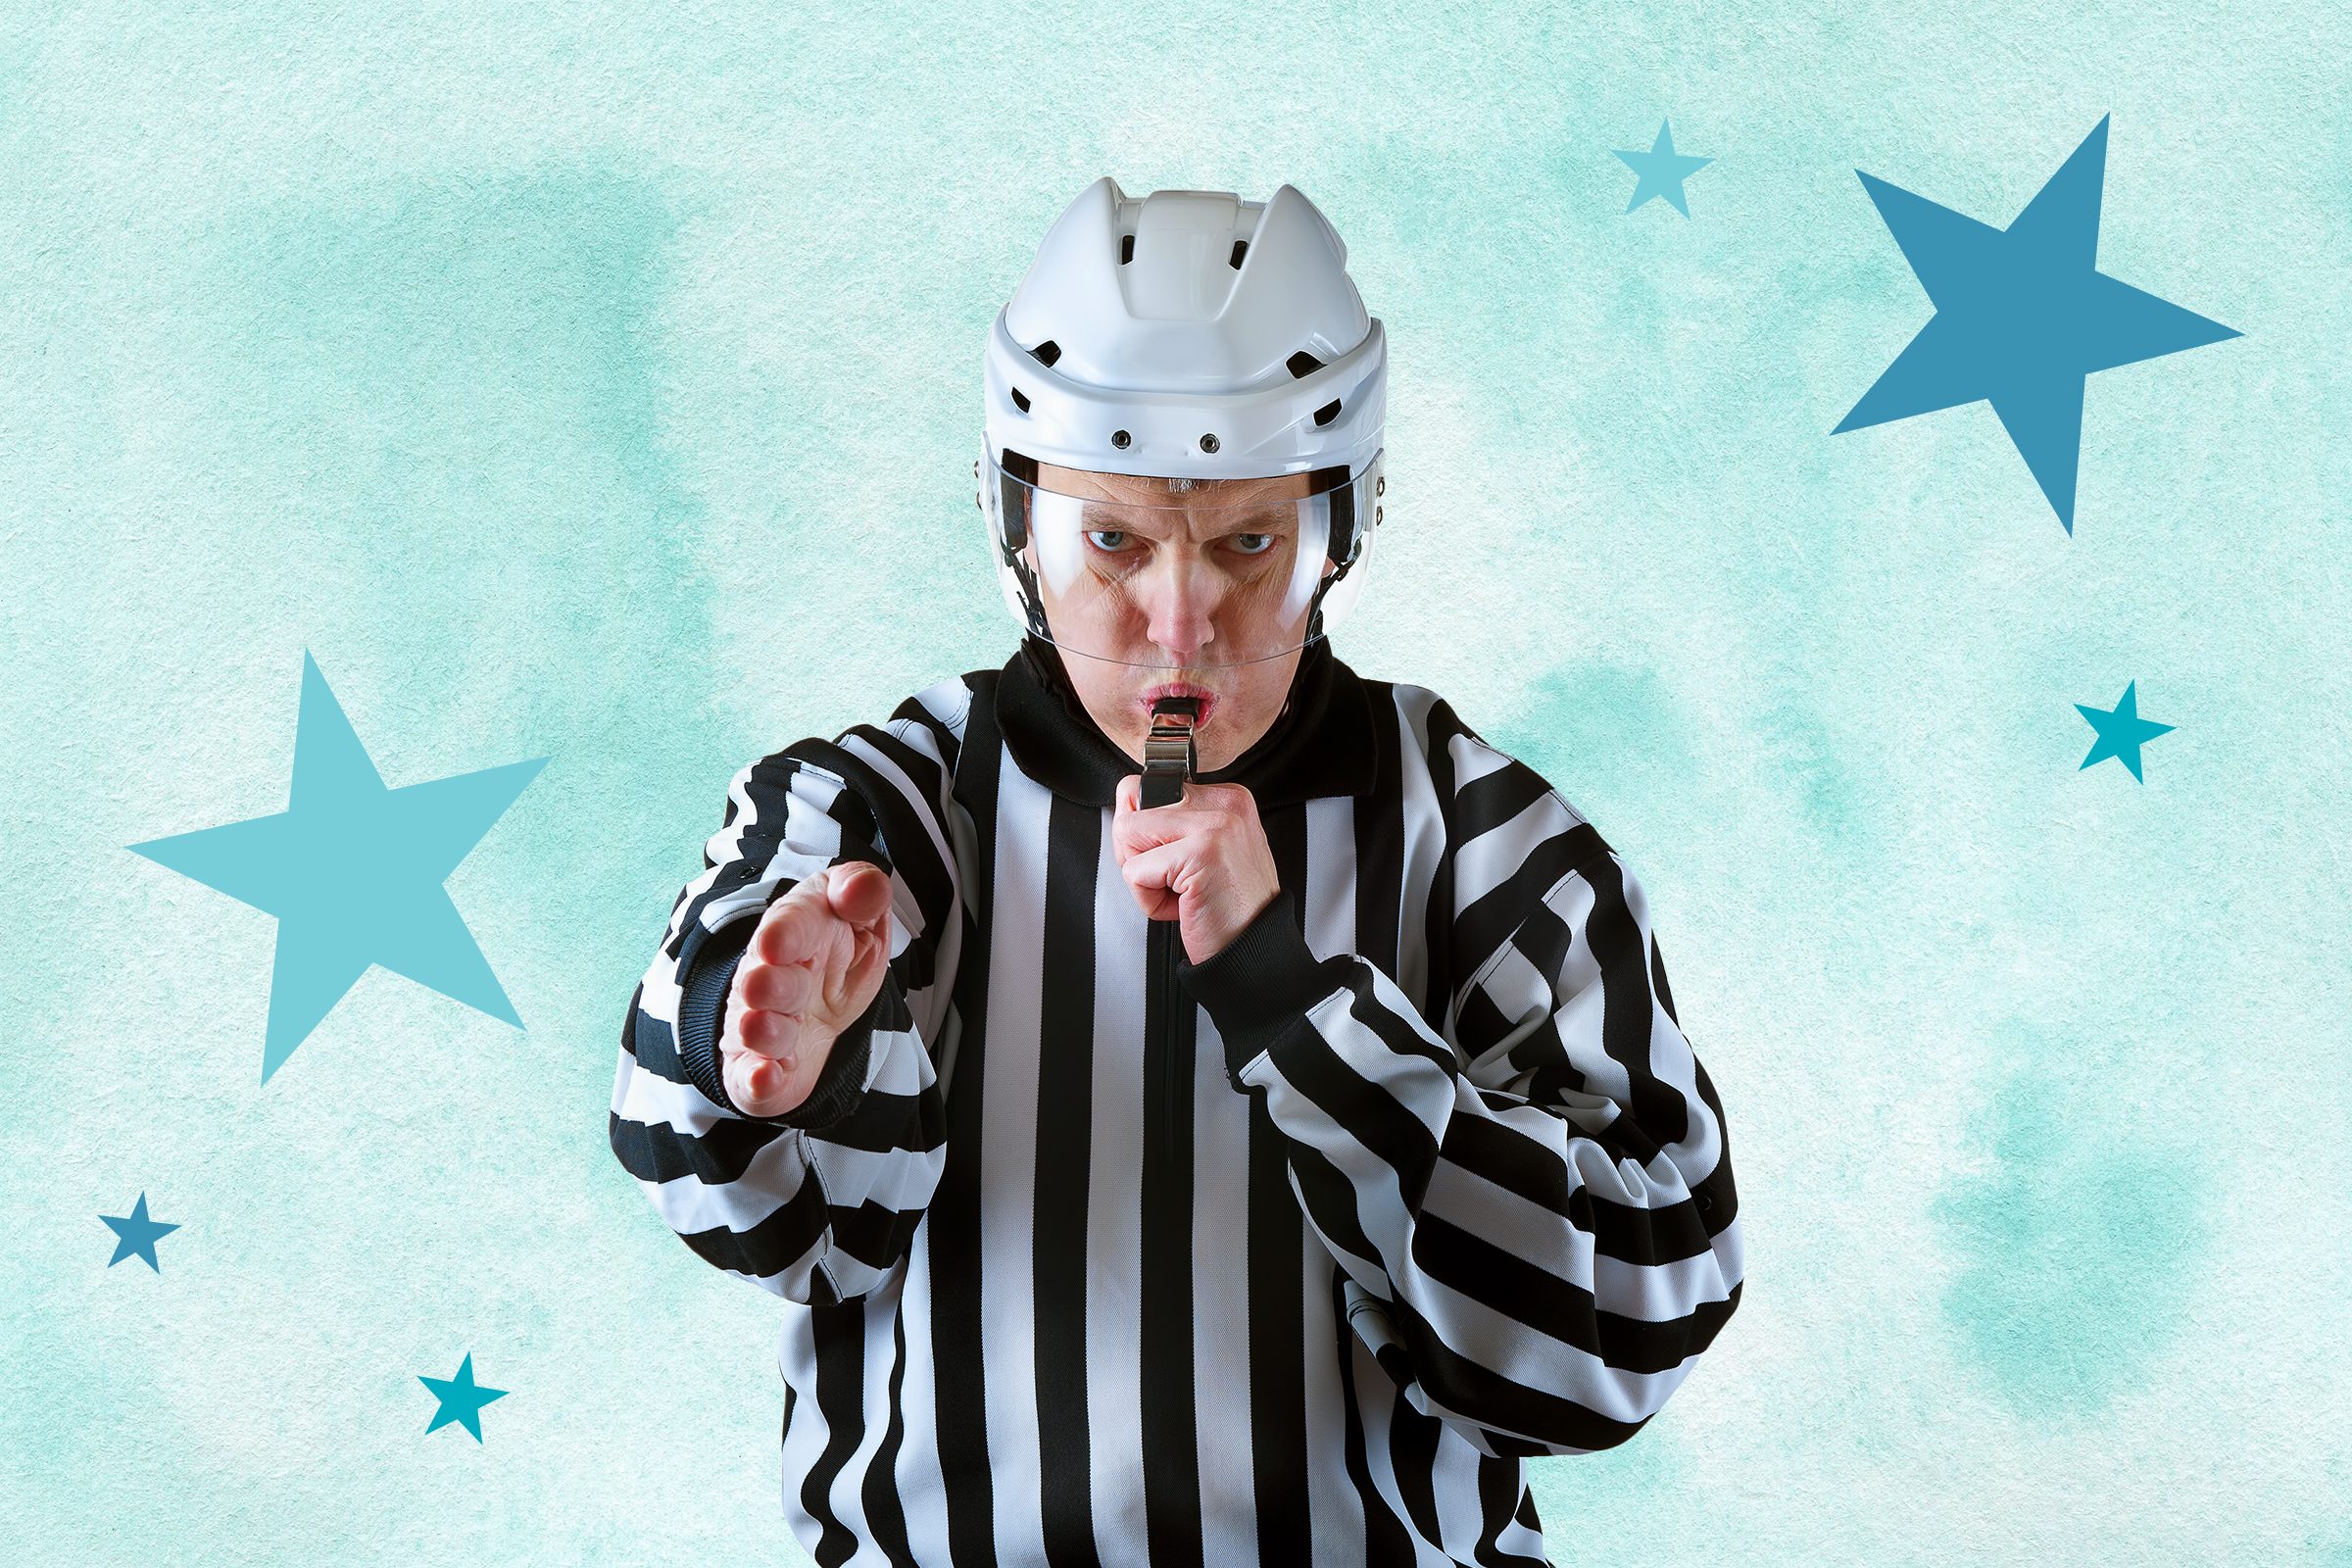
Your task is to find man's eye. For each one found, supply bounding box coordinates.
[1230,533,1276,556]
[1083,529,1133,553]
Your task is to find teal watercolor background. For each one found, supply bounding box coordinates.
[5,2,2348,1562]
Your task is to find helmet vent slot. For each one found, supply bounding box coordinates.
[1120,233,1135,264]
[1030,340,1062,367]
[1011,386,1031,414]
[1229,239,1249,269]
[1286,350,1325,378]
[1312,398,1342,427]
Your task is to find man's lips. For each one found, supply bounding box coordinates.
[1142,683,1214,726]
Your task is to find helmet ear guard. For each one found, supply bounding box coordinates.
[997,447,1039,554]
[982,448,1053,642]
[1316,463,1357,568]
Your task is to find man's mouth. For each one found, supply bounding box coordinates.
[1142,682,1215,728]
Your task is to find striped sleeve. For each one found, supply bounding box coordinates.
[1175,744,1743,1458]
[609,685,968,1306]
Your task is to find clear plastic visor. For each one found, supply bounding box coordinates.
[983,452,1380,670]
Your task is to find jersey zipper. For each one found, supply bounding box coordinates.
[1151,915,1176,1155]
[1152,910,1200,1401]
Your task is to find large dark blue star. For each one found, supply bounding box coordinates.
[1835,115,2239,533]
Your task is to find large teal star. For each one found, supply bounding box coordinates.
[2076,679,2175,782]
[418,1351,509,1443]
[127,652,547,1084]
[1614,119,1713,217]
[100,1193,180,1272]
[1835,114,2240,534]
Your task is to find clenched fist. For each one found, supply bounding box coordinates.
[719,861,895,1118]
[1110,773,1283,965]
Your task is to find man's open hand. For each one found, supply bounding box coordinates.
[1111,773,1282,964]
[719,862,894,1118]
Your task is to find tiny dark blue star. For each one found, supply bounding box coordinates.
[100,1193,180,1272]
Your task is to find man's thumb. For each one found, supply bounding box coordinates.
[827,860,894,927]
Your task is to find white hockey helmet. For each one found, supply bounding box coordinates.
[977,177,1387,671]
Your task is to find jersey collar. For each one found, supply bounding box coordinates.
[995,633,1378,809]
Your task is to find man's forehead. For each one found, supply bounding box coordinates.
[1035,461,1319,504]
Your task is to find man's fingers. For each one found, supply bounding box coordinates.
[755,862,894,969]
[732,1004,807,1061]
[737,956,819,1016]
[723,1045,793,1117]
[754,870,844,967]
[1121,841,1184,919]
[733,863,897,1056]
[1111,775,1201,858]
[1122,840,1178,891]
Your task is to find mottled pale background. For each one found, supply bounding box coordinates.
[5,2,2346,1563]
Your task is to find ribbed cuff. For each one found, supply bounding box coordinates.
[674,917,881,1131]
[674,919,756,1114]
[1174,894,1355,1087]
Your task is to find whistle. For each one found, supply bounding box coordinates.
[1139,695,1200,808]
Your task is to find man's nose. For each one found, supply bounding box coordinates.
[1141,552,1220,663]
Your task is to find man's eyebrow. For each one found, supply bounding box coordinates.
[1077,502,1298,531]
[1215,506,1300,528]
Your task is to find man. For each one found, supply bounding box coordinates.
[610,176,1744,1567]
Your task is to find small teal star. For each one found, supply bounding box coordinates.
[418,1351,509,1443]
[1614,119,1714,217]
[1836,115,2239,534]
[101,1193,180,1272]
[127,652,547,1084]
[2076,679,2175,781]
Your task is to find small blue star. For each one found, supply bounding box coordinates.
[1614,119,1714,217]
[1836,114,2239,534]
[2076,680,2175,782]
[126,652,547,1084]
[418,1351,509,1443]
[101,1193,180,1272]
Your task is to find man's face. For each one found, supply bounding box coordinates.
[1029,462,1330,773]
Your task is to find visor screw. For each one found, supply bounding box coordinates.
[1111,430,1132,450]
[1375,505,1383,524]
[1199,433,1219,454]
[1375,474,1385,496]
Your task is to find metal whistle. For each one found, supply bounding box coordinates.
[1139,695,1200,808]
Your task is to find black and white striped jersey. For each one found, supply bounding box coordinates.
[610,633,1744,1567]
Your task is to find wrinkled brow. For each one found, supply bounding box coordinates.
[1078,501,1298,537]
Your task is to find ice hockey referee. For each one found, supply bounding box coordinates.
[610,174,1744,1566]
